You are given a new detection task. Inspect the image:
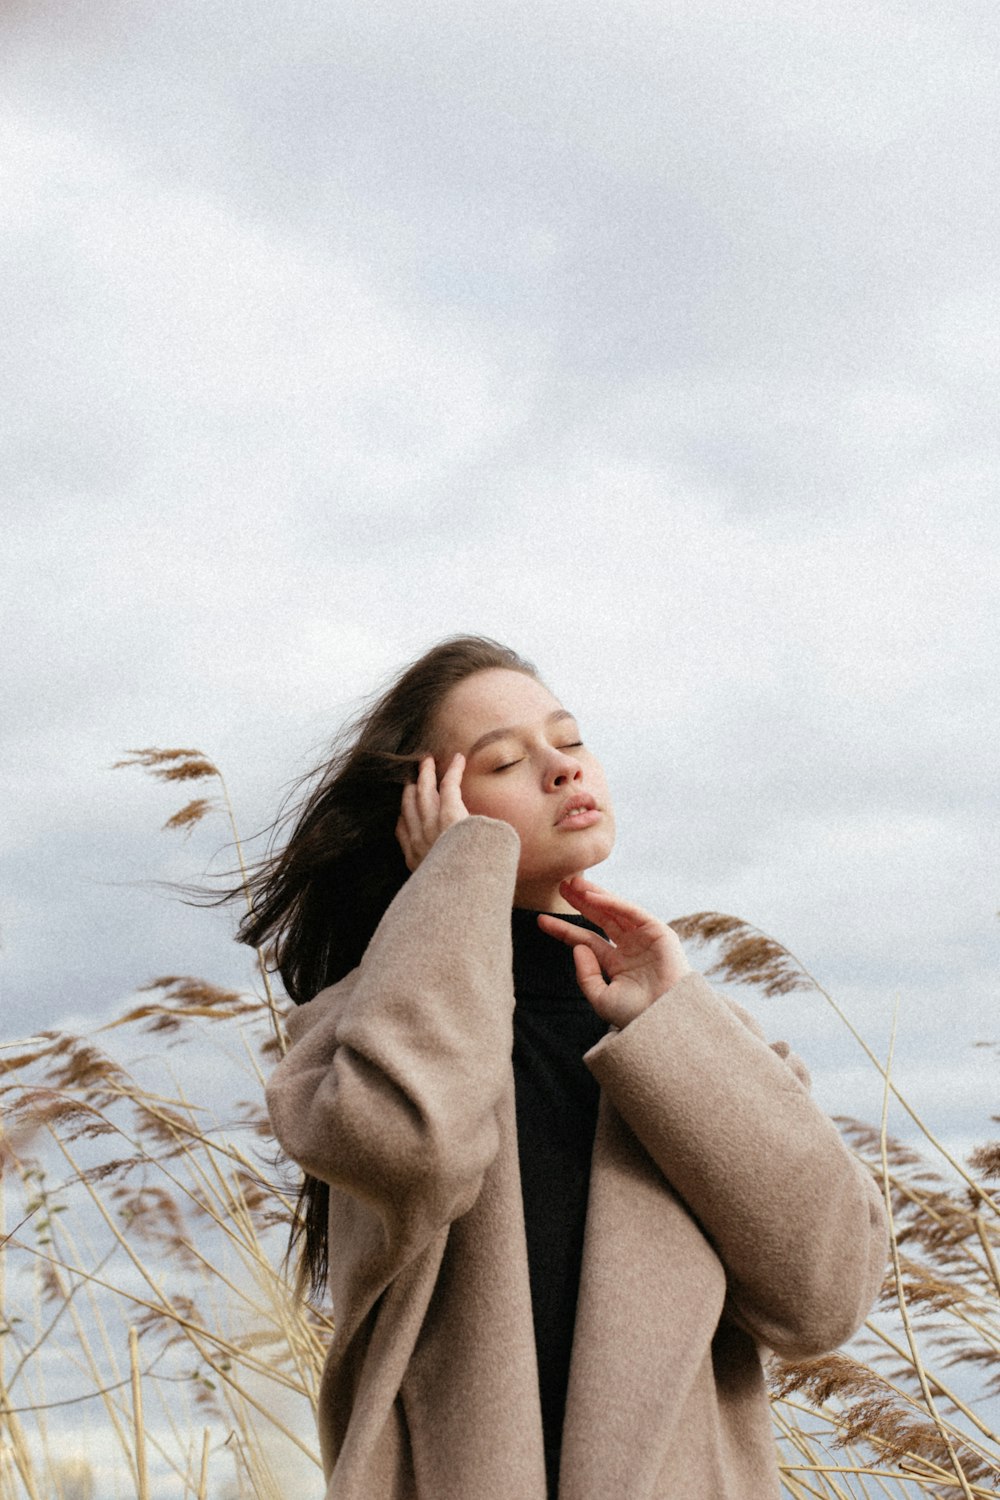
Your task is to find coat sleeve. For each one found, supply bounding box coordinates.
[584,971,889,1359]
[265,816,521,1262]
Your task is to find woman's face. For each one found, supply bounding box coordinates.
[429,668,615,912]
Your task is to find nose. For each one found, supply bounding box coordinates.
[544,748,583,791]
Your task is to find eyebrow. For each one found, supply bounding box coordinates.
[466,709,577,758]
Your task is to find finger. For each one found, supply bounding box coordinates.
[536,914,616,970]
[562,877,652,923]
[399,781,422,840]
[555,880,632,940]
[440,751,465,784]
[394,814,416,872]
[560,885,637,932]
[414,754,440,830]
[535,912,588,947]
[572,944,611,1009]
[419,753,438,789]
[536,917,610,1005]
[559,877,655,933]
[402,777,437,861]
[438,753,467,816]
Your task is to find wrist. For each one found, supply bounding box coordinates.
[627,962,692,1023]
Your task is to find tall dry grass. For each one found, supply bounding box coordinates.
[670,913,1000,1498]
[0,749,997,1497]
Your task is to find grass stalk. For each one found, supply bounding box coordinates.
[861,1320,1000,1453]
[197,1427,210,1500]
[814,979,997,1219]
[974,1216,1000,1301]
[129,1327,150,1500]
[879,1001,976,1500]
[215,767,286,1060]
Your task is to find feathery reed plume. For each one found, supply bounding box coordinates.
[1,977,326,1493]
[669,912,817,996]
[113,744,287,1059]
[667,918,1000,1494]
[113,748,221,783]
[771,1057,1000,1495]
[969,1144,1000,1182]
[163,798,217,836]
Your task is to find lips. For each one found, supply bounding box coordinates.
[555,793,598,826]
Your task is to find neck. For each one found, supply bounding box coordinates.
[512,875,580,914]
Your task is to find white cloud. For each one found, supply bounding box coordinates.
[2,0,997,1145]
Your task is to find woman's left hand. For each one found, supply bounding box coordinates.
[537,876,692,1028]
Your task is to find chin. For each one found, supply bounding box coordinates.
[562,830,615,878]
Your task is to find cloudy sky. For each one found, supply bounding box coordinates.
[3,0,998,1155]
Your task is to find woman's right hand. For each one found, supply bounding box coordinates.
[395,753,469,873]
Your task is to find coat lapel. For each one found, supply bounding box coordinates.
[559,1096,728,1498]
[402,1080,547,1498]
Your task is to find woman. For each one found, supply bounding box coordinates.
[252,634,887,1500]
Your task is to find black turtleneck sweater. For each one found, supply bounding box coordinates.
[510,908,609,1500]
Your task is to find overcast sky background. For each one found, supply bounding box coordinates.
[3,0,998,1164]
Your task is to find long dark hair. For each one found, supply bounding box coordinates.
[239,634,538,1296]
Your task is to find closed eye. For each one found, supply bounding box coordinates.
[492,742,582,772]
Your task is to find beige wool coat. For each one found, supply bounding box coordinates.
[266,816,888,1499]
